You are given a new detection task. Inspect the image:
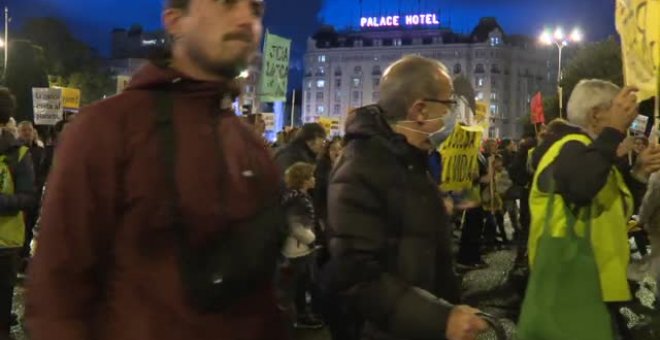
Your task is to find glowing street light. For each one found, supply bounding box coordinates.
[538,26,584,118]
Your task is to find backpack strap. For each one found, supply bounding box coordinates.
[153,91,187,241]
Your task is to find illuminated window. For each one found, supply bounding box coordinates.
[317,80,325,88]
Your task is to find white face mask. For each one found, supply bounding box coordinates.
[395,117,444,136]
[428,108,458,148]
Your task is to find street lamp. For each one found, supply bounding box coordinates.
[539,27,583,118]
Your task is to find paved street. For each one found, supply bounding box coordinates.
[10,248,658,340]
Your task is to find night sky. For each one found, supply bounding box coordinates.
[3,0,617,86]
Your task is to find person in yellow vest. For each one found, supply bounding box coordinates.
[528,80,660,337]
[0,87,36,339]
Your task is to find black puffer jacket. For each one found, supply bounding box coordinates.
[322,105,459,340]
[274,140,316,176]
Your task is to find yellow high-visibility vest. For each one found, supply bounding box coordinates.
[0,146,29,248]
[529,134,633,302]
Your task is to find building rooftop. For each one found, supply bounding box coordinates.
[310,17,535,49]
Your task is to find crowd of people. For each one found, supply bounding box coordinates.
[0,1,653,340]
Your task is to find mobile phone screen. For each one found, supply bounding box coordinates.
[630,115,649,136]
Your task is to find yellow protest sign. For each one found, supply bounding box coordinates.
[475,101,489,132]
[117,75,131,94]
[57,87,81,110]
[616,0,660,101]
[439,125,484,192]
[318,117,332,135]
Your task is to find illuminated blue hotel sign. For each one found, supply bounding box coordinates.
[360,13,440,28]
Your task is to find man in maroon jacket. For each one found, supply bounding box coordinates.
[26,1,288,340]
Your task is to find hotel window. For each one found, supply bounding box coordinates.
[316,92,324,101]
[335,78,342,88]
[393,39,402,46]
[490,92,498,101]
[475,64,485,74]
[306,81,312,89]
[354,66,362,74]
[317,105,325,114]
[453,63,462,74]
[334,104,341,115]
[490,104,498,115]
[352,78,361,88]
[352,91,360,102]
[476,92,484,101]
[305,91,311,101]
[317,80,325,88]
[475,77,485,88]
[334,67,342,76]
[372,65,382,76]
[373,78,380,87]
[318,55,326,63]
[335,91,342,101]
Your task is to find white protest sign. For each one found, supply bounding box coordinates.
[32,88,63,126]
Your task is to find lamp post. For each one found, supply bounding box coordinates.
[2,7,8,80]
[539,27,583,118]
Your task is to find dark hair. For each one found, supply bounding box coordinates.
[0,87,16,126]
[285,162,315,190]
[293,123,327,144]
[165,0,190,9]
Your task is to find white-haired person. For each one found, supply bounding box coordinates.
[524,80,660,338]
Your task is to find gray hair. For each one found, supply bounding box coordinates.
[567,79,620,128]
[377,55,450,123]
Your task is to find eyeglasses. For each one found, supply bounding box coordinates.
[217,0,265,17]
[423,97,458,110]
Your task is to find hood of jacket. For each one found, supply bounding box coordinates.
[124,62,242,99]
[345,105,427,164]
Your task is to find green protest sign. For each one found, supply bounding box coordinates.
[259,31,291,103]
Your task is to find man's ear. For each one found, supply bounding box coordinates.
[408,100,427,123]
[163,8,185,40]
[589,107,601,126]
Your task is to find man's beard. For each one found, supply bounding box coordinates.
[186,42,251,80]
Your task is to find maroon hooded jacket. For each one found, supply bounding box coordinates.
[26,63,287,340]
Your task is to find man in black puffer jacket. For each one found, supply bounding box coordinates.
[322,55,488,340]
[274,123,326,176]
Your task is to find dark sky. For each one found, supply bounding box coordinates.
[5,0,616,54]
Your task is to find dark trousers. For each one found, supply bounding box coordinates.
[504,200,521,236]
[0,250,18,336]
[608,303,633,340]
[494,211,508,243]
[630,230,649,256]
[483,210,507,246]
[517,190,531,263]
[458,207,484,265]
[288,255,313,319]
